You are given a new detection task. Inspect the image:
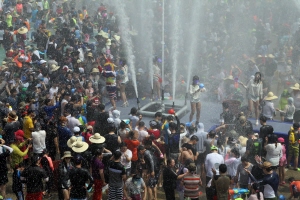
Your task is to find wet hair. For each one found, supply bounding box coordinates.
[169,122,177,131]
[288,177,295,182]
[73,155,82,165]
[138,121,145,127]
[94,148,103,157]
[137,145,145,152]
[222,101,229,109]
[98,104,105,110]
[259,115,267,123]
[167,115,174,121]
[119,142,127,148]
[44,99,51,105]
[254,72,262,84]
[130,107,138,115]
[31,155,40,166]
[190,135,199,141]
[252,183,261,199]
[241,156,249,162]
[267,134,278,148]
[155,112,162,118]
[120,121,127,129]
[128,130,135,139]
[113,151,122,160]
[208,130,216,138]
[167,158,174,166]
[192,75,199,81]
[187,162,196,172]
[219,164,227,173]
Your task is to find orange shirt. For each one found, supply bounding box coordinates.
[290,181,300,194]
[124,139,140,161]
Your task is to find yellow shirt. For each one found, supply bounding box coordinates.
[23,116,34,139]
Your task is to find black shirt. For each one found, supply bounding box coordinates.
[169,132,180,153]
[162,166,178,188]
[182,143,196,156]
[3,121,20,145]
[21,165,48,193]
[108,161,126,188]
[69,167,93,199]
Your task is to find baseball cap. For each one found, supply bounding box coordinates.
[39,60,47,64]
[211,146,218,151]
[73,126,80,133]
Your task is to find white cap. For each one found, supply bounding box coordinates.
[40,60,47,64]
[73,126,80,133]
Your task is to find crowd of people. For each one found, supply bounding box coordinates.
[0,0,300,200]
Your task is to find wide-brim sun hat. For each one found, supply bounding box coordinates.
[50,64,60,72]
[91,68,99,73]
[264,92,278,101]
[61,151,73,159]
[67,136,77,148]
[72,141,89,153]
[290,83,300,90]
[224,75,234,81]
[17,27,28,34]
[89,133,105,144]
[106,39,111,46]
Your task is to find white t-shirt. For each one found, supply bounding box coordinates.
[119,149,132,169]
[265,143,282,166]
[136,127,148,143]
[225,156,241,177]
[205,152,224,178]
[32,130,46,154]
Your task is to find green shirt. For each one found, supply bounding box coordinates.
[43,0,49,10]
[6,15,12,27]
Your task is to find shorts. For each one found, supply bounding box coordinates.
[125,168,131,177]
[190,99,201,103]
[196,152,206,164]
[288,144,299,157]
[106,85,117,99]
[131,160,138,174]
[0,172,8,185]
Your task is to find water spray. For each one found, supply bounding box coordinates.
[185,92,188,105]
[137,98,140,110]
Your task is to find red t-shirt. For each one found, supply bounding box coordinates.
[124,139,140,161]
[147,129,160,139]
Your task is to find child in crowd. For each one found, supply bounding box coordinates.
[278,137,287,185]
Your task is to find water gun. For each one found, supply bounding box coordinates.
[229,188,249,196]
[185,120,196,127]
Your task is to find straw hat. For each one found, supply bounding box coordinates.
[72,141,89,153]
[106,39,111,46]
[67,136,77,148]
[8,111,18,121]
[290,83,300,90]
[17,27,28,34]
[264,92,278,101]
[224,75,234,80]
[91,68,99,73]
[50,64,60,72]
[113,35,121,42]
[89,133,105,144]
[97,30,109,39]
[287,60,292,65]
[61,151,73,159]
[87,52,93,57]
[268,54,275,58]
[2,61,7,65]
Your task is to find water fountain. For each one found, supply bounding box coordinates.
[139,0,188,118]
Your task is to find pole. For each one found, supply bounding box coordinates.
[161,0,165,105]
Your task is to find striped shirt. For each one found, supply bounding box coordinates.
[183,174,201,198]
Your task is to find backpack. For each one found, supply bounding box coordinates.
[289,127,296,144]
[250,138,262,156]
